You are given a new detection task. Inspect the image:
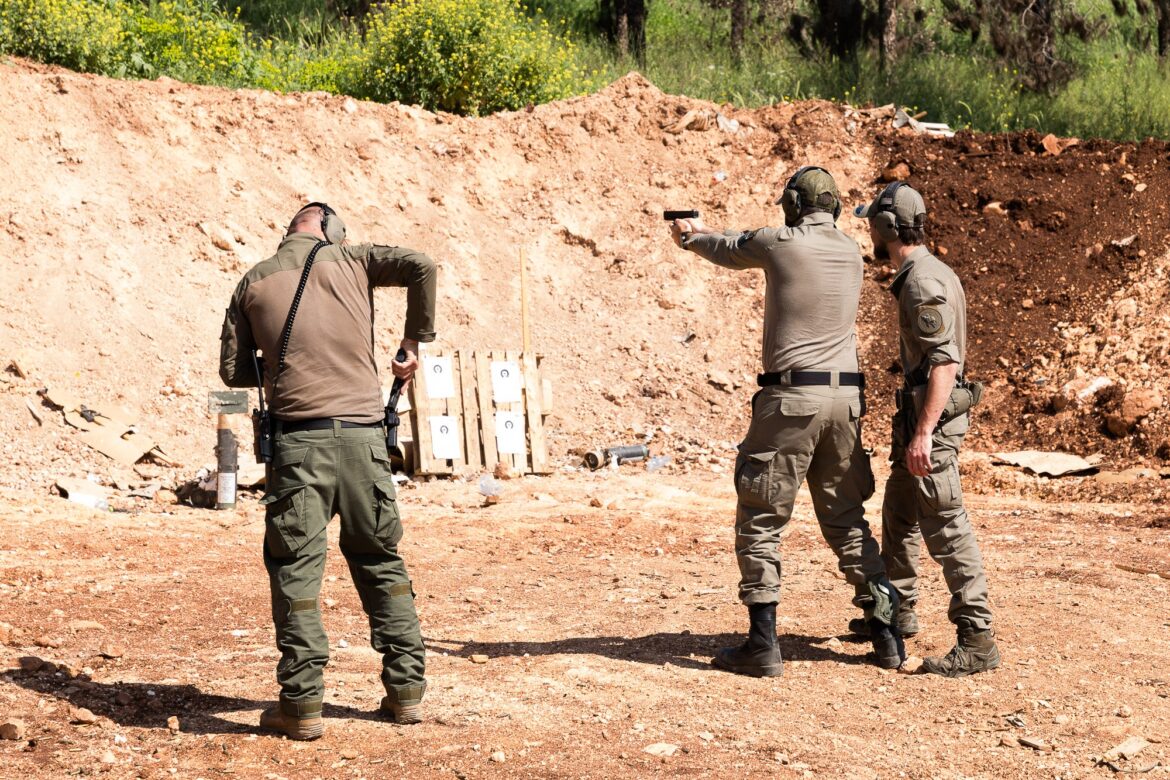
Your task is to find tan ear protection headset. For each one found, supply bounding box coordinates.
[869,182,918,243]
[777,166,842,226]
[296,202,347,244]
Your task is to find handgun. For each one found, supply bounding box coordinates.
[663,209,699,221]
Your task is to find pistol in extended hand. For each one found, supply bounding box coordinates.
[663,209,699,221]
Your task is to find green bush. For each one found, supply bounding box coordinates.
[342,0,588,115]
[118,0,255,85]
[0,0,124,72]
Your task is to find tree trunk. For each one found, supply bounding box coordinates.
[815,0,865,59]
[629,0,648,65]
[731,0,748,62]
[878,0,898,71]
[1156,0,1170,55]
[1032,0,1059,90]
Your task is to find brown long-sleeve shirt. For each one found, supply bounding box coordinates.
[219,232,437,422]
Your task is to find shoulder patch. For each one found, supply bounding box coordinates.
[916,306,943,335]
[735,229,759,248]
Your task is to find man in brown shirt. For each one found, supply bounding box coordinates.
[670,167,904,676]
[220,202,437,738]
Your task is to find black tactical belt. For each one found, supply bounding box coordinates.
[757,370,866,388]
[277,418,383,434]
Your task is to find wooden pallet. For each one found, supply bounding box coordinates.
[407,350,550,476]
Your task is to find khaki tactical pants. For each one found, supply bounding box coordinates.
[733,386,884,606]
[881,410,992,632]
[261,423,426,719]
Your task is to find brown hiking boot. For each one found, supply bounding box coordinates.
[380,696,423,724]
[921,629,1001,678]
[259,706,323,740]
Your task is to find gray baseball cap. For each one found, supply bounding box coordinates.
[854,183,926,226]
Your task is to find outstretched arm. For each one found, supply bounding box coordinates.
[670,217,772,270]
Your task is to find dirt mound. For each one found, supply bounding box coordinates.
[1,59,1167,501]
[865,130,1170,471]
[0,61,883,492]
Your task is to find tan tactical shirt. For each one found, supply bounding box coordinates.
[219,232,437,423]
[887,246,966,381]
[683,212,862,373]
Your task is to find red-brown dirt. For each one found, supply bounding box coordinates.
[1,59,1169,779]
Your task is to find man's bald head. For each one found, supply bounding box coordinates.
[287,205,327,238]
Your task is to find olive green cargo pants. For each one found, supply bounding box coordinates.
[733,386,885,606]
[881,410,992,632]
[261,423,426,719]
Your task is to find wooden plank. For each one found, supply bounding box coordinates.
[474,351,499,473]
[410,350,453,475]
[458,350,482,471]
[444,351,464,470]
[502,350,525,473]
[406,371,431,475]
[522,352,550,474]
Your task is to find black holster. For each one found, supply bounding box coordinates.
[252,408,273,464]
[250,349,273,464]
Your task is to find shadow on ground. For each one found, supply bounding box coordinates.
[5,666,384,735]
[429,631,876,671]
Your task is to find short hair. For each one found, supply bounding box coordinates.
[287,205,325,235]
[897,224,925,245]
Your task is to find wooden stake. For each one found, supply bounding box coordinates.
[520,247,531,353]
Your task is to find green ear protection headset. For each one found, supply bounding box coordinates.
[869,182,917,243]
[778,166,842,226]
[297,202,347,244]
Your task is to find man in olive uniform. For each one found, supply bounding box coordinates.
[220,203,437,738]
[669,166,905,676]
[854,182,1000,677]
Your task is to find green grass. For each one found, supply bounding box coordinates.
[2,0,1168,139]
[530,0,1170,141]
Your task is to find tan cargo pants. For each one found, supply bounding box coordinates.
[881,409,992,632]
[733,385,885,606]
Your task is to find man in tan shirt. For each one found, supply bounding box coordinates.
[670,167,904,676]
[220,202,437,737]
[854,183,999,677]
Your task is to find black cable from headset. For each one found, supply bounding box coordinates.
[276,240,328,375]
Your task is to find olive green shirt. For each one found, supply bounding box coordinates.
[682,212,862,373]
[219,232,437,423]
[887,246,966,380]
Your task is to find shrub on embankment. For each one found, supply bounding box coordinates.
[0,0,589,113]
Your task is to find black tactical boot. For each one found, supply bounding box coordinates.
[921,628,1000,677]
[863,577,906,669]
[848,609,920,638]
[713,603,783,677]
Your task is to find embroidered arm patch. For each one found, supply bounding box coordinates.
[916,306,943,335]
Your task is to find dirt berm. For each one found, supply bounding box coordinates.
[0,59,1167,500]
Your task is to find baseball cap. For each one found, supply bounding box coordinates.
[775,167,840,210]
[853,183,926,226]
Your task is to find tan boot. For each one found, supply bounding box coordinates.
[259,706,323,740]
[380,696,422,725]
[921,629,1001,677]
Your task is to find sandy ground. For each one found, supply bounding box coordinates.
[1,462,1168,779]
[1,57,1168,780]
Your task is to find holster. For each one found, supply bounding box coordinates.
[897,376,985,434]
[252,408,273,464]
[939,379,984,425]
